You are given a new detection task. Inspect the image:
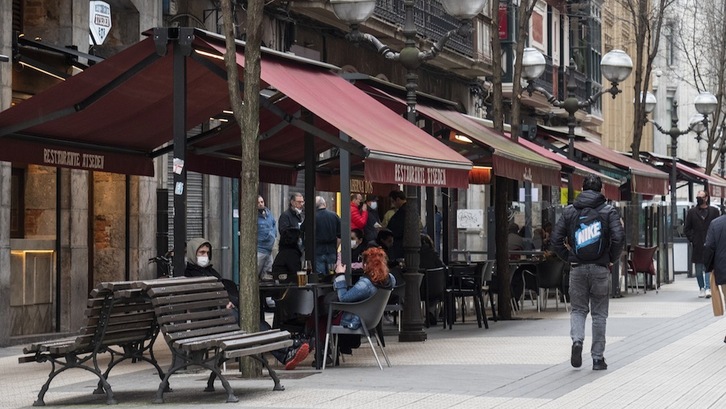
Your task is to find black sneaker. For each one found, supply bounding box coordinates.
[570,341,583,368]
[593,358,608,371]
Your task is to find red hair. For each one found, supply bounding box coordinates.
[362,247,389,285]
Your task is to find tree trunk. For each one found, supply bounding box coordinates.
[221,0,263,378]
[494,176,512,319]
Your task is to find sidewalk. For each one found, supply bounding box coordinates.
[2,275,725,408]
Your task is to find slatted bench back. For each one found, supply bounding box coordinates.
[23,281,157,356]
[138,277,238,348]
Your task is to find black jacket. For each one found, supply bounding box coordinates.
[684,205,720,263]
[704,215,726,284]
[278,207,303,235]
[551,190,625,266]
[184,263,239,308]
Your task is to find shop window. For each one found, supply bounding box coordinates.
[11,167,25,238]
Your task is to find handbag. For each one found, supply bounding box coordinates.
[710,273,724,316]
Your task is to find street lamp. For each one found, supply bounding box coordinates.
[330,0,487,342]
[521,48,633,203]
[648,92,718,237]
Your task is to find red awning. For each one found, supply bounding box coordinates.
[517,138,621,200]
[544,134,668,196]
[678,164,726,198]
[0,29,471,188]
[201,35,471,188]
[354,83,561,186]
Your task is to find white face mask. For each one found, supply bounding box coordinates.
[197,256,210,267]
[370,202,378,210]
[351,240,358,249]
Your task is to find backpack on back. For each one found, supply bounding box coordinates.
[571,204,609,261]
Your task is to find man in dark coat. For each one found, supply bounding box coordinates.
[684,190,720,298]
[551,175,624,371]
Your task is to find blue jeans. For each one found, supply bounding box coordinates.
[569,264,610,360]
[694,263,711,290]
[315,252,337,276]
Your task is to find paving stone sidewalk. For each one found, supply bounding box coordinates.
[2,275,725,408]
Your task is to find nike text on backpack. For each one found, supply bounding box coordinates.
[572,204,608,261]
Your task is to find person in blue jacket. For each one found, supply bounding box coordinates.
[257,195,277,280]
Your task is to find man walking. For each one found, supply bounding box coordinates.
[256,195,276,280]
[551,175,624,371]
[704,213,726,340]
[313,196,341,276]
[279,192,305,234]
[685,190,720,298]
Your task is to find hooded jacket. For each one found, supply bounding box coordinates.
[551,190,625,267]
[184,238,239,308]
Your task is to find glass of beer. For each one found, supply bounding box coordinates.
[297,271,308,287]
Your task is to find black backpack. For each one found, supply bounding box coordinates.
[571,204,609,261]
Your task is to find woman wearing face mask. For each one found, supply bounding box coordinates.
[184,238,239,309]
[350,229,368,273]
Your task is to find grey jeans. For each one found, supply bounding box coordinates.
[569,263,610,360]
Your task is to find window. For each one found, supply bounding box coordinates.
[665,22,676,66]
[11,167,25,238]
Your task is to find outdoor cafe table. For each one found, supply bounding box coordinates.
[259,281,332,369]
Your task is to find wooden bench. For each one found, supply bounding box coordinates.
[136,277,294,404]
[19,280,165,406]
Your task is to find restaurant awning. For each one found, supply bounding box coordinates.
[541,131,669,196]
[517,138,622,200]
[0,28,472,188]
[639,152,726,199]
[355,82,562,186]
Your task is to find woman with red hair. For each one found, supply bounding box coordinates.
[333,247,396,329]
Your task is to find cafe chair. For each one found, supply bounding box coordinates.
[421,267,448,329]
[510,264,539,311]
[627,246,658,294]
[323,288,392,370]
[273,287,315,335]
[479,260,496,321]
[446,263,488,329]
[535,258,568,312]
[383,268,406,333]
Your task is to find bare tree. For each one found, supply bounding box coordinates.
[616,0,673,246]
[673,0,726,174]
[622,0,674,159]
[221,0,263,378]
[488,0,536,320]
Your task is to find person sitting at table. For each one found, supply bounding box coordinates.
[330,247,396,355]
[420,233,444,270]
[271,228,303,277]
[369,228,398,268]
[350,228,368,273]
[185,237,310,370]
[508,223,524,258]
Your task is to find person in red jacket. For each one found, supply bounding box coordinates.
[350,193,368,231]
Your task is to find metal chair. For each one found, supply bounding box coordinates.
[627,246,658,294]
[273,287,314,334]
[421,267,448,329]
[446,263,489,329]
[535,258,568,311]
[323,288,392,370]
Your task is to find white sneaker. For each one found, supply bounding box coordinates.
[699,289,706,298]
[706,289,712,299]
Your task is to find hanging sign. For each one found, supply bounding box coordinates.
[89,1,112,46]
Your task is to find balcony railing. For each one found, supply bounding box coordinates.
[374,0,474,57]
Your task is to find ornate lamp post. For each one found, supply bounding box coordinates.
[647,92,718,237]
[521,47,633,203]
[329,0,487,342]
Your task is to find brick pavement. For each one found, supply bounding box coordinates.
[1,275,725,408]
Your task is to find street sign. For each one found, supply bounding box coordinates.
[89,1,112,46]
